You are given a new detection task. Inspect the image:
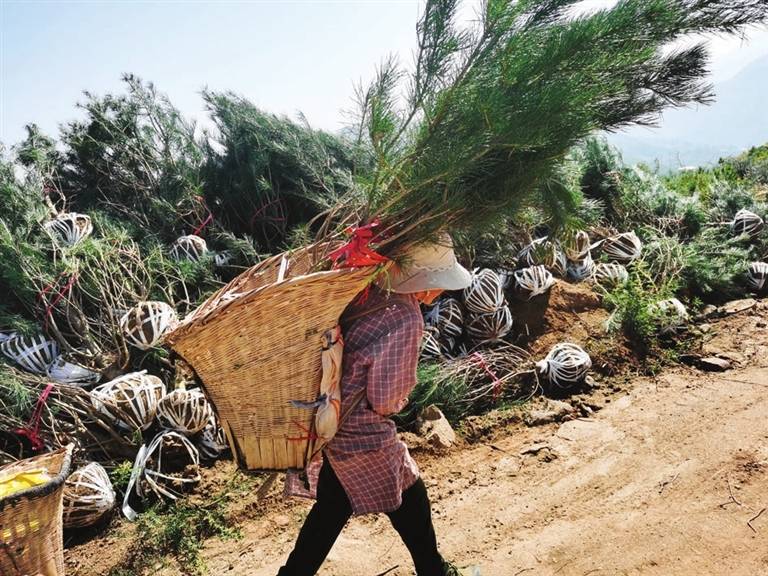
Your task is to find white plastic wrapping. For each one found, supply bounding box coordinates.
[44,213,93,246]
[747,261,768,292]
[512,265,555,300]
[463,269,505,314]
[157,388,212,435]
[653,298,689,334]
[119,301,179,350]
[91,371,167,432]
[1,334,59,375]
[536,342,592,388]
[63,462,116,529]
[592,262,629,288]
[598,231,643,263]
[170,234,208,261]
[467,305,513,343]
[731,209,764,238]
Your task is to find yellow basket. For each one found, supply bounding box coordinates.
[0,445,74,576]
[165,246,377,470]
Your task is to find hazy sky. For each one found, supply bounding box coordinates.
[2,0,767,147]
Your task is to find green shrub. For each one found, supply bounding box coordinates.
[603,264,677,356]
[111,477,244,576]
[395,363,468,427]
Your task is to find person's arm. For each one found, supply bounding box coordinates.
[365,306,423,416]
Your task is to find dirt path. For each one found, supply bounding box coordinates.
[65,300,768,576]
[201,361,768,576]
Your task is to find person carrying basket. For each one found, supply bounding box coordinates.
[279,235,472,576]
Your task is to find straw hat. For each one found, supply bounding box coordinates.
[385,235,472,293]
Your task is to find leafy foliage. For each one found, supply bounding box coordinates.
[202,91,362,252]
[60,74,206,244]
[346,0,768,254]
[603,263,677,356]
[110,476,247,576]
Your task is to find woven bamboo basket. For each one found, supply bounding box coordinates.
[0,444,73,576]
[164,245,377,470]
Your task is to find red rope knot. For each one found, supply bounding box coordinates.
[470,352,504,401]
[14,382,56,451]
[37,272,78,331]
[328,219,389,269]
[192,196,214,237]
[287,420,319,443]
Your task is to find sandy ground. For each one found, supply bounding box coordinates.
[65,298,768,576]
[208,365,768,576]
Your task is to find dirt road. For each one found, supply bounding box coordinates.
[203,361,767,576]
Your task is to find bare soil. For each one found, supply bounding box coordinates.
[65,295,768,576]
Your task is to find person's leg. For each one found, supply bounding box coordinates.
[385,478,446,576]
[277,461,353,576]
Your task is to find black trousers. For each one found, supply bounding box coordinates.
[277,460,445,576]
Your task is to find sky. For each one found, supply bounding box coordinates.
[1,0,767,148]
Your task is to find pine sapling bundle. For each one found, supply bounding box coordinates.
[170,234,209,262]
[341,0,768,257]
[0,367,137,458]
[91,371,167,432]
[157,388,212,435]
[1,334,60,375]
[439,344,534,413]
[731,209,764,238]
[597,232,643,264]
[463,269,505,314]
[44,213,94,247]
[536,343,592,389]
[518,238,567,277]
[512,265,555,301]
[119,301,179,350]
[137,430,201,502]
[592,262,629,289]
[62,462,116,529]
[747,261,768,293]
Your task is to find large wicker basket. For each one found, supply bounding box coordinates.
[165,246,377,470]
[0,444,74,576]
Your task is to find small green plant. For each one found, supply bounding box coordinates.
[395,363,468,427]
[0,364,34,420]
[109,460,134,496]
[110,477,244,576]
[603,264,676,358]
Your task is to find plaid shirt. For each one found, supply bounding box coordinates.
[286,287,423,514]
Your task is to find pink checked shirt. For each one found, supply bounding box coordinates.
[286,287,423,515]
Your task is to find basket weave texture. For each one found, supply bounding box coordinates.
[165,247,376,470]
[0,444,73,576]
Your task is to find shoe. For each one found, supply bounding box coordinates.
[441,561,461,576]
[441,561,481,576]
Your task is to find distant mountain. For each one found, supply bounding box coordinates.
[607,55,768,171]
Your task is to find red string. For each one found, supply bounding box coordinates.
[15,383,55,451]
[37,272,78,331]
[328,219,389,269]
[249,198,287,229]
[471,352,504,401]
[192,196,214,237]
[287,420,319,442]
